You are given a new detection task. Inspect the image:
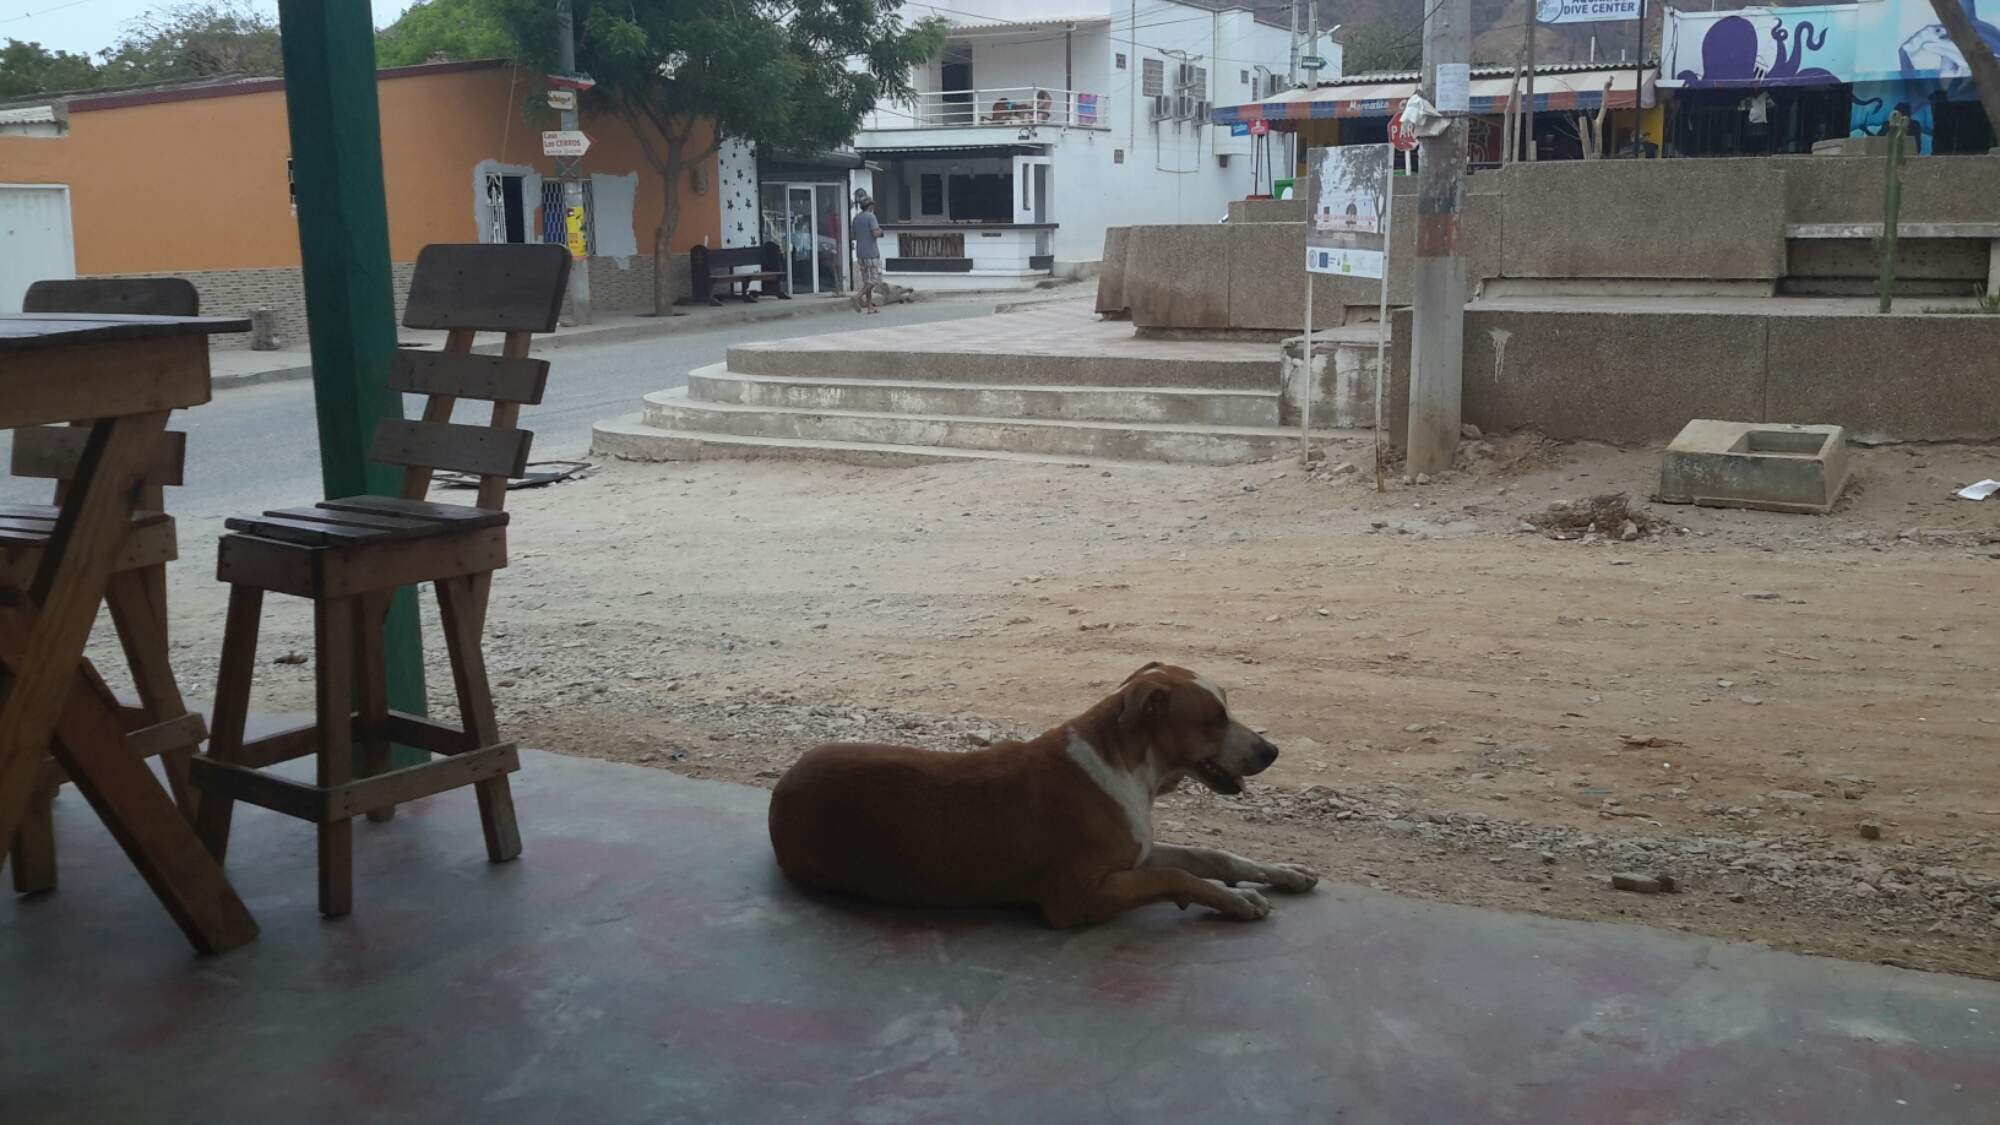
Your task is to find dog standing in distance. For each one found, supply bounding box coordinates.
[768,663,1318,926]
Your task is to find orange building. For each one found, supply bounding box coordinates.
[0,60,723,342]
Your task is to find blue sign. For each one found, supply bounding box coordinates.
[1230,121,1250,137]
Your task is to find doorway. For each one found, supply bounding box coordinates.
[760,181,848,296]
[0,184,75,313]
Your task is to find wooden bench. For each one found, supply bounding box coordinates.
[189,243,569,917]
[6,277,206,897]
[689,242,790,306]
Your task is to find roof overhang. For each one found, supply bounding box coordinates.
[1213,65,1658,127]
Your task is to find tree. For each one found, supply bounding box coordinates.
[0,39,100,97]
[487,0,946,312]
[376,0,516,67]
[1337,20,1424,77]
[1927,0,2000,140]
[95,2,283,85]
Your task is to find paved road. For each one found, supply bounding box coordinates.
[1,297,1000,522]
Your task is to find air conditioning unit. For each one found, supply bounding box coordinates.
[1194,99,1211,124]
[1177,63,1196,89]
[1149,94,1174,122]
[1174,95,1195,120]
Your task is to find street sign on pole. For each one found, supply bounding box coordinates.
[545,89,577,111]
[1299,55,1328,70]
[1250,118,1270,136]
[1389,114,1417,151]
[542,130,592,158]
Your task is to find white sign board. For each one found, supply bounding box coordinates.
[546,89,577,111]
[1536,0,1641,25]
[1433,63,1471,114]
[1304,144,1391,280]
[542,130,592,157]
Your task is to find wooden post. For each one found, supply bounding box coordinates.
[275,0,428,760]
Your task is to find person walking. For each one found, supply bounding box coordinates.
[851,194,885,314]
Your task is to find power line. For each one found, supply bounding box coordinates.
[1,0,101,28]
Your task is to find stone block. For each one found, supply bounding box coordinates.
[1127,224,1232,330]
[1657,420,1850,514]
[1499,160,1787,280]
[1763,313,2000,443]
[1450,308,1767,444]
[1787,155,2000,227]
[1280,331,1386,428]
[1096,227,1131,315]
[1227,222,1352,332]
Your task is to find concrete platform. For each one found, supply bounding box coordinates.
[1658,419,1852,513]
[7,750,1997,1123]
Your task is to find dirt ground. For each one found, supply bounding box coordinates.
[107,434,2000,979]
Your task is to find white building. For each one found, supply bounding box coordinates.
[852,0,1327,288]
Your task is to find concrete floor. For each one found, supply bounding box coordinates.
[5,750,1996,1124]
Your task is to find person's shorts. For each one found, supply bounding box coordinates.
[859,258,885,286]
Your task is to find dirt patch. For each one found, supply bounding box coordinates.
[1524,491,1669,541]
[109,438,2000,979]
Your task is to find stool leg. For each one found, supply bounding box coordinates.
[316,597,357,916]
[436,574,521,864]
[106,566,196,815]
[8,782,57,895]
[194,585,263,864]
[352,592,394,824]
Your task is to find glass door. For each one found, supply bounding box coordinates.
[813,184,846,294]
[785,185,817,295]
[1011,155,1051,225]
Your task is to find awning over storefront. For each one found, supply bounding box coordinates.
[1211,64,1656,127]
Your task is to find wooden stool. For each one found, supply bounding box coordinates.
[189,243,569,916]
[5,277,206,896]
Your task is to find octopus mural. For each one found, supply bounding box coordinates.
[1674,14,1841,87]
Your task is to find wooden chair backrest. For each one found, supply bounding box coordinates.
[19,276,198,508]
[372,243,571,512]
[24,277,200,317]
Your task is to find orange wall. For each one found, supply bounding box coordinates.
[0,62,720,274]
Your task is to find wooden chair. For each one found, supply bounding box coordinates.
[5,277,205,896]
[189,243,569,916]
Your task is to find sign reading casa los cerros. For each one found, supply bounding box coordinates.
[542,130,592,158]
[1536,0,1641,24]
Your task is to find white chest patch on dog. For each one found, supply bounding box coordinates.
[1064,728,1155,862]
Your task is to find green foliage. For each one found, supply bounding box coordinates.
[375,0,517,68]
[0,39,99,97]
[0,1,282,97]
[485,0,945,167]
[95,1,283,85]
[1338,20,1424,76]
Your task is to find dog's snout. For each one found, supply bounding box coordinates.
[1255,737,1279,770]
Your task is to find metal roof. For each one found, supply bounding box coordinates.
[0,104,59,125]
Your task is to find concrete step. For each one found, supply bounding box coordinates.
[685,364,1281,427]
[591,413,1106,468]
[637,388,1336,465]
[725,343,1276,390]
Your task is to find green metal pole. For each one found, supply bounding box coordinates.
[276,0,428,760]
[1878,112,1907,315]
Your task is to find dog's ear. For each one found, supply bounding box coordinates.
[1118,677,1171,733]
[1121,661,1166,686]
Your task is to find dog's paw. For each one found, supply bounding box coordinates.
[1213,886,1271,921]
[1258,863,1320,894]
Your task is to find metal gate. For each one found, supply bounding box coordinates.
[0,184,76,312]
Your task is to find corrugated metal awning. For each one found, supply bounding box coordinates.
[0,103,59,125]
[1212,66,1656,126]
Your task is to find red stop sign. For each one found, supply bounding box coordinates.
[1249,119,1269,136]
[1389,114,1417,152]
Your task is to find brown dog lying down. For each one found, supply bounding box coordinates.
[768,663,1318,926]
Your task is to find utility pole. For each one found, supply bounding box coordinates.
[556,0,592,324]
[1523,3,1537,161]
[1406,0,1469,475]
[1288,0,1300,88]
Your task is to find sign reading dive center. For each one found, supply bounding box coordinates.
[1536,0,1641,24]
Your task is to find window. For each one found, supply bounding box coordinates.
[1188,65,1208,94]
[919,173,944,215]
[1115,52,1126,70]
[1142,57,1164,97]
[1113,148,1125,164]
[1240,69,1250,84]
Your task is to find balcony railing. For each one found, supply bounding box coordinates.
[867,87,1107,130]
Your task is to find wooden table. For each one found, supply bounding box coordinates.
[0,312,259,954]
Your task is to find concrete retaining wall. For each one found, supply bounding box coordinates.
[1104,154,2000,330]
[1389,304,2000,445]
